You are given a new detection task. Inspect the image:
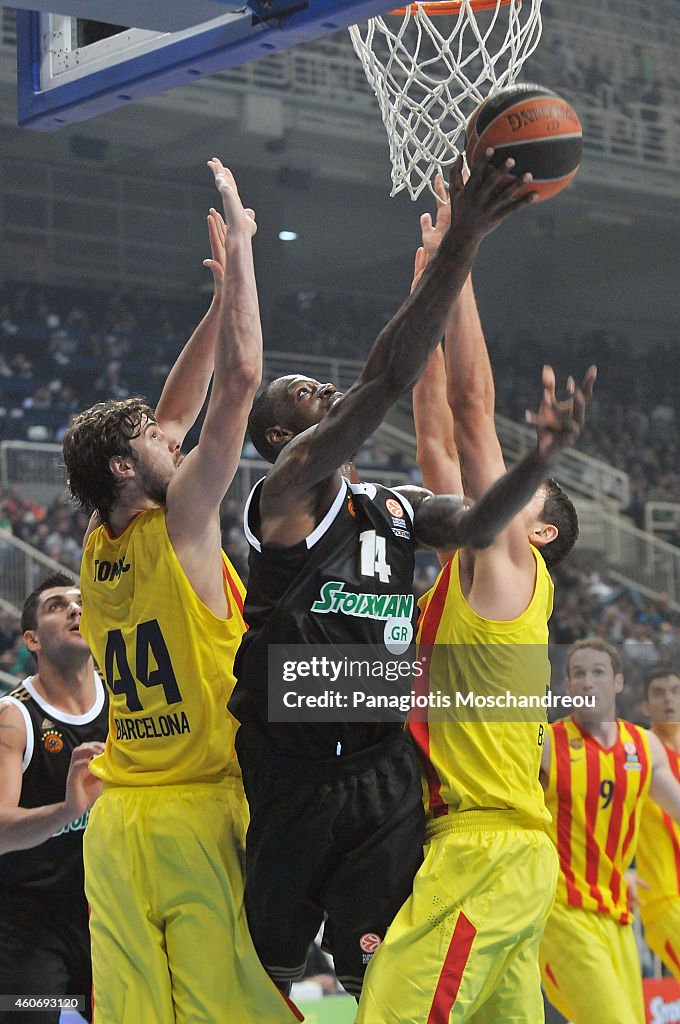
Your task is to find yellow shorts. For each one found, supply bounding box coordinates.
[356,812,558,1024]
[83,778,300,1024]
[540,901,645,1024]
[641,900,680,981]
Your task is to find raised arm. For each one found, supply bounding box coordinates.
[411,251,461,566]
[409,364,595,551]
[411,242,462,498]
[81,208,234,547]
[264,154,536,509]
[166,161,261,610]
[422,172,504,499]
[154,208,228,446]
[414,343,461,495]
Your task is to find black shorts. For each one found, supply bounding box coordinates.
[0,892,92,1024]
[236,726,425,998]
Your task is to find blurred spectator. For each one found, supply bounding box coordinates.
[94,359,130,399]
[551,37,582,90]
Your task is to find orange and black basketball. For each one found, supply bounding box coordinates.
[465,83,583,202]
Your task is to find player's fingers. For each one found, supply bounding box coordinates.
[209,208,227,245]
[542,364,556,389]
[581,364,597,399]
[420,212,433,235]
[450,159,465,195]
[211,161,239,196]
[571,385,587,426]
[71,741,105,760]
[493,188,538,217]
[448,153,465,194]
[491,167,533,201]
[465,148,495,188]
[207,213,222,255]
[434,173,449,206]
[212,207,227,237]
[416,246,429,273]
[203,259,223,279]
[476,152,520,194]
[71,751,95,764]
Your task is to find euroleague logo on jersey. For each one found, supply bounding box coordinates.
[43,729,64,754]
[624,740,642,771]
[385,498,404,519]
[359,933,382,965]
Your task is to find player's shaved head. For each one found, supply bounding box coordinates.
[248,375,337,464]
[248,378,295,463]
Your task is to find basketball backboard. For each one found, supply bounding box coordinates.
[16,0,397,130]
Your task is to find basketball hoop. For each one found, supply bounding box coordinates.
[349,0,543,199]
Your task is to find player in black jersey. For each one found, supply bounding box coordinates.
[230,154,587,997]
[0,573,108,1024]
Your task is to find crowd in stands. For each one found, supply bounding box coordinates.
[2,281,679,513]
[0,283,207,445]
[487,327,680,523]
[3,476,680,729]
[2,283,679,714]
[529,10,676,121]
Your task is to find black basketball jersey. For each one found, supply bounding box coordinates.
[0,673,108,898]
[231,477,418,757]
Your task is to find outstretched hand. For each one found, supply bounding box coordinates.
[444,150,537,248]
[526,365,597,455]
[207,158,257,238]
[420,173,451,258]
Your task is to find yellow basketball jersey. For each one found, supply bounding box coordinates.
[80,508,246,786]
[409,546,554,830]
[544,718,652,923]
[636,740,680,920]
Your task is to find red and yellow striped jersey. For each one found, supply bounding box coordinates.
[545,718,652,923]
[636,740,680,921]
[409,547,553,830]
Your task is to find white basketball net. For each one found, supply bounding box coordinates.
[349,0,543,199]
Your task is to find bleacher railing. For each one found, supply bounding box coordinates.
[577,504,680,609]
[377,416,630,509]
[0,529,73,615]
[645,501,680,543]
[0,441,69,508]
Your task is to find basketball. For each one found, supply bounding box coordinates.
[465,83,583,202]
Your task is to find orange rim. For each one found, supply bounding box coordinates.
[390,0,513,14]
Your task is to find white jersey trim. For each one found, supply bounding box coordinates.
[243,476,267,553]
[305,477,347,549]
[0,695,34,773]
[243,475,347,552]
[349,481,377,501]
[21,671,106,726]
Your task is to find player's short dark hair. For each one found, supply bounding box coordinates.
[62,397,153,525]
[248,383,284,463]
[565,638,622,678]
[538,478,579,569]
[644,665,680,699]
[21,572,77,633]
